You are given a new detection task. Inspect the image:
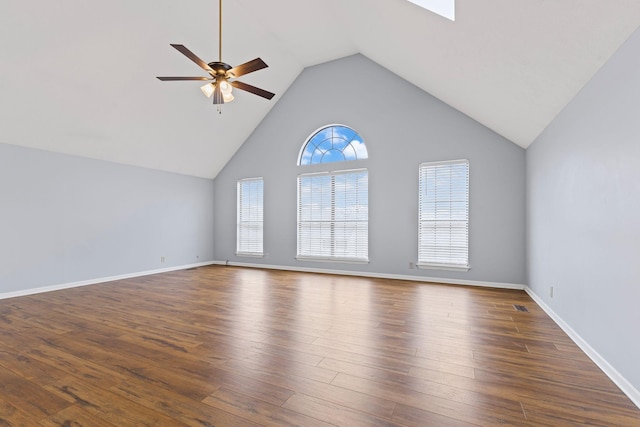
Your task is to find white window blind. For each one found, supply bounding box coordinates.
[418,160,469,269]
[297,169,368,262]
[237,178,263,256]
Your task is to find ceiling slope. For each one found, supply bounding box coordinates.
[1,0,639,178]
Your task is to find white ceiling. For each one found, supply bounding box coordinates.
[2,1,639,179]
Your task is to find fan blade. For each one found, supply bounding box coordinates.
[231,80,275,100]
[212,82,224,105]
[157,77,213,81]
[228,58,268,78]
[170,44,214,73]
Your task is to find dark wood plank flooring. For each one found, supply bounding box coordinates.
[0,266,638,426]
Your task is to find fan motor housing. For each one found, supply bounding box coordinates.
[208,61,233,77]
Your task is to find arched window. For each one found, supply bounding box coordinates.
[297,125,369,262]
[298,125,368,165]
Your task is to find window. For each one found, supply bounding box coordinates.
[406,0,455,21]
[418,160,469,269]
[297,170,368,262]
[237,178,263,256]
[299,125,368,165]
[297,124,369,262]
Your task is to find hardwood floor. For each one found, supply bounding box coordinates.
[0,266,638,426]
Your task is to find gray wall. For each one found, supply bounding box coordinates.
[527,29,640,391]
[214,54,526,286]
[0,143,215,294]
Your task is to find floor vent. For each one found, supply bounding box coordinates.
[513,304,529,312]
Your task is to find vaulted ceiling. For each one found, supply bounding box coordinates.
[2,1,640,178]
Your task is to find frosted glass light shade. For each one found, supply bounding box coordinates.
[220,80,232,95]
[200,83,215,98]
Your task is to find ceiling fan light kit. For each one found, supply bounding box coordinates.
[157,0,274,112]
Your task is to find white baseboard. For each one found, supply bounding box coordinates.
[213,260,525,290]
[0,261,217,300]
[525,286,640,410]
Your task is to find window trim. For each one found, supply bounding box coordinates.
[417,159,469,271]
[236,177,264,257]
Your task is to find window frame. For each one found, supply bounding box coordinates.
[418,159,469,271]
[236,177,264,257]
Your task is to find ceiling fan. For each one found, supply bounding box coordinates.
[157,0,275,106]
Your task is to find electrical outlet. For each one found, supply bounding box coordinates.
[550,286,554,298]
[409,262,415,269]
[161,256,165,263]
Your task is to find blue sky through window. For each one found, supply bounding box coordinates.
[299,125,368,165]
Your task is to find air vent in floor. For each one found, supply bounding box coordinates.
[513,304,529,312]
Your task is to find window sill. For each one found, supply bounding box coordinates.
[417,263,470,272]
[296,256,369,265]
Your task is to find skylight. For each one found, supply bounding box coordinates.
[407,0,455,21]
